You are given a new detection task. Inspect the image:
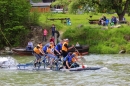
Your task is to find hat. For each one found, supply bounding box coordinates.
[65,38,69,41]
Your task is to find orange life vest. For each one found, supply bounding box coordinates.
[72,52,78,62]
[62,42,68,52]
[47,45,54,54]
[33,47,40,54]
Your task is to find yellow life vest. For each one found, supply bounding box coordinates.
[62,42,68,52]
[47,45,54,53]
[33,47,40,54]
[72,52,78,63]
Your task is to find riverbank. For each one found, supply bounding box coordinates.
[39,13,130,54]
[1,13,130,54]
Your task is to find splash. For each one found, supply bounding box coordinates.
[0,56,18,68]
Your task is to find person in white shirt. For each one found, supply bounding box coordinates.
[26,40,34,50]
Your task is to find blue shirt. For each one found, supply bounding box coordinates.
[43,43,50,51]
[55,43,62,52]
[63,53,75,63]
[51,26,55,31]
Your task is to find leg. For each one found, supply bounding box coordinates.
[34,53,41,67]
[45,35,47,42]
[43,35,45,41]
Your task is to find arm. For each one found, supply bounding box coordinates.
[39,48,44,55]
[55,48,60,54]
[68,45,74,50]
[66,61,70,69]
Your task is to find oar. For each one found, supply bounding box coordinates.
[73,46,87,63]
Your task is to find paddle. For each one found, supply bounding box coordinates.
[73,46,87,63]
[74,47,86,68]
[73,46,86,68]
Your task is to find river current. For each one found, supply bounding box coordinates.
[0,54,130,86]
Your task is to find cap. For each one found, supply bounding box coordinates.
[65,38,69,41]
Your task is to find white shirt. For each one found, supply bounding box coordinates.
[28,42,33,47]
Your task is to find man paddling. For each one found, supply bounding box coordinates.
[63,52,79,69]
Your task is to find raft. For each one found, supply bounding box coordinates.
[60,66,102,71]
[17,63,102,71]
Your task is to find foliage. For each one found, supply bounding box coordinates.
[28,12,41,26]
[62,25,130,54]
[68,0,130,20]
[31,0,42,3]
[51,0,70,13]
[0,0,31,48]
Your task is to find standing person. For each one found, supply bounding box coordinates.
[62,39,74,58]
[51,24,56,36]
[43,29,48,42]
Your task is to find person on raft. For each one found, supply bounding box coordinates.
[63,52,80,69]
[33,43,44,67]
[62,38,74,58]
[46,41,57,68]
[54,39,64,60]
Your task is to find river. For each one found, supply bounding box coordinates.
[0,54,130,86]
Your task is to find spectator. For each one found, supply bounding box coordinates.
[99,15,107,26]
[26,40,33,51]
[51,24,56,36]
[43,29,48,42]
[122,16,126,21]
[76,42,80,47]
[110,16,117,25]
[67,18,71,25]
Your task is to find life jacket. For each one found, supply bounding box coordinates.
[33,46,40,54]
[47,45,54,54]
[62,42,68,52]
[72,52,79,62]
[72,57,76,63]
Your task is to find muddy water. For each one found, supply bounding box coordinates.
[0,54,130,86]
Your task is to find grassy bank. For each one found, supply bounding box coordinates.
[39,13,130,54]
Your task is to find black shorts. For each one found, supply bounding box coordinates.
[62,50,68,58]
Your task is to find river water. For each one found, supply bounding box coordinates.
[0,54,130,86]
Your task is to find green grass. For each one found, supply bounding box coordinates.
[39,13,130,28]
[38,12,130,54]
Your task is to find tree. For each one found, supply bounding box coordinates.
[51,0,70,13]
[0,0,31,47]
[97,0,130,20]
[69,0,130,20]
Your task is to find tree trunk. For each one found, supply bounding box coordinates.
[115,0,130,21]
[62,6,65,14]
[117,13,124,21]
[128,12,130,16]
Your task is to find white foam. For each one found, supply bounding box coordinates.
[0,56,18,68]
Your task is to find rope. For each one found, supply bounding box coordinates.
[0,28,12,47]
